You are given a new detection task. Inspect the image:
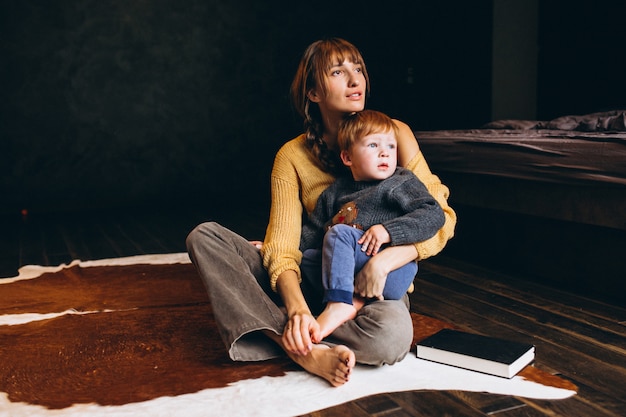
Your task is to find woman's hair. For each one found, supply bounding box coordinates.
[337,110,399,152]
[290,38,370,175]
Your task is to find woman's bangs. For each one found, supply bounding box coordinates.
[325,45,363,70]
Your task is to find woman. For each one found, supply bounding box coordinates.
[186,38,456,387]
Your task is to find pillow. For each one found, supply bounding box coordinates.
[547,110,626,131]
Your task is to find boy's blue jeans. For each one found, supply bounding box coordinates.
[302,224,418,305]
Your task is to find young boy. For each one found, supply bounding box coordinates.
[300,110,445,341]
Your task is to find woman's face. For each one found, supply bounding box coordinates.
[310,59,366,117]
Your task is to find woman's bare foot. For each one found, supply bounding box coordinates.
[264,331,356,386]
[288,344,356,387]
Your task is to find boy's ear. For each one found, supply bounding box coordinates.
[307,89,321,103]
[340,150,352,166]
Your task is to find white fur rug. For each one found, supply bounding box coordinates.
[0,254,576,417]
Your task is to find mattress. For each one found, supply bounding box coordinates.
[416,118,626,188]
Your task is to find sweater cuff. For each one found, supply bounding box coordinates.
[269,265,302,293]
[383,221,409,246]
[414,207,457,260]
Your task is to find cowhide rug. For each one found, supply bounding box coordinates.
[0,253,576,417]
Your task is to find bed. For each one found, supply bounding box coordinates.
[416,110,626,230]
[415,110,626,303]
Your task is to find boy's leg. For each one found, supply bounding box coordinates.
[346,231,418,301]
[321,225,365,304]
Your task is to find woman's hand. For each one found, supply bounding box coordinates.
[276,269,321,355]
[249,240,263,249]
[354,254,389,300]
[282,310,321,355]
[354,244,418,299]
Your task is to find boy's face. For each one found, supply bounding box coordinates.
[340,130,397,181]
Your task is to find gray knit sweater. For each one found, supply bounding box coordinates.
[300,167,445,251]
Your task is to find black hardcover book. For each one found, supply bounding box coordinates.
[416,329,535,378]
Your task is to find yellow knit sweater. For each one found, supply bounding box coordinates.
[261,134,456,292]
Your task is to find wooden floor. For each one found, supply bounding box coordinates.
[1,206,625,417]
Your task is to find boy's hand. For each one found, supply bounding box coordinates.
[358,224,390,256]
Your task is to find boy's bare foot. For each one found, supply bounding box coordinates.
[288,344,356,387]
[316,302,358,342]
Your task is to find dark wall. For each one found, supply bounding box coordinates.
[537,1,626,119]
[0,0,493,214]
[2,1,625,216]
